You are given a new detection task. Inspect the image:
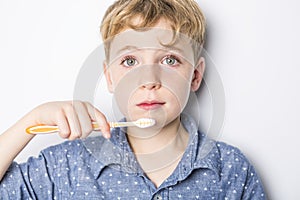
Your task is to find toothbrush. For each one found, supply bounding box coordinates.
[26,118,156,134]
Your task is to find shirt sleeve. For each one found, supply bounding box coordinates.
[242,164,267,199]
[0,144,64,199]
[216,141,267,199]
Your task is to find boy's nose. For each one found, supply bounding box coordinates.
[141,82,161,90]
[138,64,162,90]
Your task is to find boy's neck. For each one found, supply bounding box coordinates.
[126,116,189,184]
[126,116,189,156]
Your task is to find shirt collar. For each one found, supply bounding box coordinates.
[82,126,141,179]
[84,114,222,180]
[168,114,222,182]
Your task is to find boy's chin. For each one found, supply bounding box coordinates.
[126,125,161,139]
[126,108,181,128]
[126,115,181,139]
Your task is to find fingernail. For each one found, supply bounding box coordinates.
[105,132,111,139]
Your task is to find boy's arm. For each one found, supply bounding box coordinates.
[0,101,111,181]
[0,117,35,181]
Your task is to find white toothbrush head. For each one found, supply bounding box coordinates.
[134,118,156,128]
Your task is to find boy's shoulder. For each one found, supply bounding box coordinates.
[215,140,249,163]
[40,136,108,157]
[213,139,260,183]
[189,134,266,199]
[39,136,118,164]
[37,138,96,165]
[182,115,252,170]
[41,139,84,155]
[195,133,255,176]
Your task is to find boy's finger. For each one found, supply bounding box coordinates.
[63,104,82,140]
[72,101,93,139]
[85,102,111,138]
[56,112,70,139]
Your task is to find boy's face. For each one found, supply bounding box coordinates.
[104,18,205,127]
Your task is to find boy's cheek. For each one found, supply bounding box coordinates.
[106,69,127,93]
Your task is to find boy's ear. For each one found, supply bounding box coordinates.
[191,57,205,92]
[103,61,114,93]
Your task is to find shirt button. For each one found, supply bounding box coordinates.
[153,194,162,200]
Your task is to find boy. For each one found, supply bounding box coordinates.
[0,0,266,199]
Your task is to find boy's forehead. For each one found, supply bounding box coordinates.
[108,28,195,64]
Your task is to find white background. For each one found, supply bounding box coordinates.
[0,0,299,199]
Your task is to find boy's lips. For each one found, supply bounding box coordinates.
[136,100,165,110]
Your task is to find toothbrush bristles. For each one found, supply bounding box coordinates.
[135,118,156,128]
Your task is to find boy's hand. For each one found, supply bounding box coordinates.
[0,100,110,180]
[28,101,111,140]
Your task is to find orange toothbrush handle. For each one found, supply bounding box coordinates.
[26,122,100,134]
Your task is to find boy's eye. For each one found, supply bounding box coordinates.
[121,57,138,67]
[162,56,180,66]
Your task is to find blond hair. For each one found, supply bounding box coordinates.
[100,0,206,60]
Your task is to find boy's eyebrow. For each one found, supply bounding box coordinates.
[161,46,185,54]
[116,45,185,54]
[116,45,139,54]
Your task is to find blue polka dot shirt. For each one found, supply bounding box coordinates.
[0,115,266,199]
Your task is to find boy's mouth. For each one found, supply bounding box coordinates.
[136,100,165,110]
